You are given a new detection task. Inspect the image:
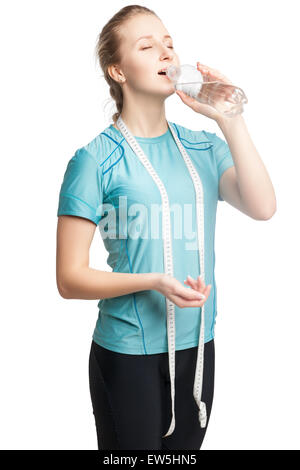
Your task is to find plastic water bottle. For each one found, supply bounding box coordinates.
[166,64,248,117]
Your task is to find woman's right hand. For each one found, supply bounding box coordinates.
[155,273,211,308]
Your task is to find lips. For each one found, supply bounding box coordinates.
[157,66,170,75]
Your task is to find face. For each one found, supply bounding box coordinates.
[110,14,180,98]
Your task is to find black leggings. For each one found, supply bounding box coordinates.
[88,339,215,450]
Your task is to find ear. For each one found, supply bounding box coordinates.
[108,64,124,83]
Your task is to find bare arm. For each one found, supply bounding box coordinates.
[56,215,210,307]
[217,115,277,220]
[56,215,160,299]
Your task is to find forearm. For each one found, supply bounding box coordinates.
[217,115,277,219]
[60,267,162,300]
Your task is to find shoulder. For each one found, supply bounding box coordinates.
[169,121,214,149]
[74,133,106,166]
[69,128,118,173]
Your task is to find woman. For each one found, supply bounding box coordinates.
[56,5,276,450]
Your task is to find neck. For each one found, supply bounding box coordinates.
[116,93,169,138]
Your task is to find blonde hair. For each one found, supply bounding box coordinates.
[95,4,158,125]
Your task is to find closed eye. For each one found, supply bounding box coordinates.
[141,46,174,50]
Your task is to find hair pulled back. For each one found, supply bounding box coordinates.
[95,5,158,125]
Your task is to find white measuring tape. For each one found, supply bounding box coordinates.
[116,116,207,439]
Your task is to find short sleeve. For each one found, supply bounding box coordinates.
[203,130,235,201]
[57,147,103,225]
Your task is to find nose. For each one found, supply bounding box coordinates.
[159,44,174,61]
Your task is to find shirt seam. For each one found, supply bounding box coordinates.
[91,335,214,355]
[59,192,97,212]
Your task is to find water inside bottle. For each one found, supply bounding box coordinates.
[175,77,247,117]
[167,65,248,117]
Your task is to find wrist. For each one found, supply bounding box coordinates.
[216,113,245,131]
[147,272,164,291]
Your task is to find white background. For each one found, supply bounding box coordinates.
[1,0,299,450]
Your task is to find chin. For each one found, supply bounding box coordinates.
[164,88,176,98]
[156,86,176,98]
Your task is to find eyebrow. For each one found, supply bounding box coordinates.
[135,34,172,43]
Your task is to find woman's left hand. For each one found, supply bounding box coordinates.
[175,62,234,122]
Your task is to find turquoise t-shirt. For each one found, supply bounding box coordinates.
[57,121,234,354]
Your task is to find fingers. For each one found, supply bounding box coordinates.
[171,294,207,308]
[184,274,198,290]
[184,274,212,300]
[203,284,212,299]
[188,276,206,299]
[179,284,205,300]
[171,275,212,308]
[176,90,194,102]
[185,274,204,292]
[197,62,233,85]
